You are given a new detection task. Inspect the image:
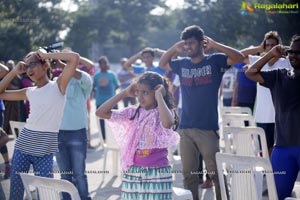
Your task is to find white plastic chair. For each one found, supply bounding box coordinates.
[172,187,193,200]
[219,113,256,151]
[20,173,81,200]
[216,152,278,200]
[9,120,25,139]
[222,126,269,159]
[220,106,252,116]
[167,146,181,181]
[168,147,181,165]
[221,113,256,127]
[222,126,269,196]
[97,117,120,178]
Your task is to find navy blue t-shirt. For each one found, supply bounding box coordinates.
[233,62,257,104]
[170,53,228,130]
[260,69,300,146]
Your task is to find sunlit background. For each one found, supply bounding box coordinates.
[0,0,299,62]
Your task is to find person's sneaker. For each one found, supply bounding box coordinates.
[4,164,11,179]
[201,179,213,189]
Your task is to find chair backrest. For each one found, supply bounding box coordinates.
[216,152,278,200]
[20,173,81,200]
[9,120,25,139]
[220,106,252,115]
[221,113,256,127]
[223,127,269,159]
[219,113,256,144]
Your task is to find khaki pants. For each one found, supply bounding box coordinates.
[179,128,221,200]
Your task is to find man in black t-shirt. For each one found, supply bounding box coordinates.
[246,35,300,200]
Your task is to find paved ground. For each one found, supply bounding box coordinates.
[0,100,299,199]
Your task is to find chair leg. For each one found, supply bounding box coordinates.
[102,150,108,181]
[112,151,118,176]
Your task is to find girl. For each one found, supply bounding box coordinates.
[96,71,179,200]
[0,49,79,199]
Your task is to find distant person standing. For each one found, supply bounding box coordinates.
[3,60,22,135]
[78,56,95,148]
[241,31,291,155]
[125,47,166,76]
[117,57,136,107]
[0,62,10,180]
[231,62,256,112]
[219,67,237,106]
[55,61,93,200]
[93,56,119,141]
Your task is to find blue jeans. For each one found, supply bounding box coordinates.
[56,128,90,200]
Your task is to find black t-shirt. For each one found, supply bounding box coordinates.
[260,69,300,146]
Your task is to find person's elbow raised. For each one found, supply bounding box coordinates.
[162,121,173,129]
[245,69,251,79]
[236,52,245,63]
[159,61,166,69]
[95,110,103,118]
[244,67,258,82]
[73,53,80,65]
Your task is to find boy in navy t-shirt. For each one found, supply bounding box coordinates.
[159,25,244,200]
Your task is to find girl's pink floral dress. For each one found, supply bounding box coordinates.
[106,106,180,170]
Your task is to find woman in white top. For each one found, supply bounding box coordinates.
[0,49,79,200]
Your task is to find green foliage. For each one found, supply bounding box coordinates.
[1,0,299,63]
[0,0,68,62]
[177,0,300,48]
[65,0,166,59]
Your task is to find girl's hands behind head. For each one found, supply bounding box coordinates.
[36,48,48,61]
[125,83,137,97]
[154,84,166,99]
[14,61,27,74]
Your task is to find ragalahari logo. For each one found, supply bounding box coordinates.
[240,1,254,15]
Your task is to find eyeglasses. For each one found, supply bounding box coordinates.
[24,61,42,70]
[286,50,300,55]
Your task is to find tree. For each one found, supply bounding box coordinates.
[112,0,166,53]
[65,0,167,60]
[65,0,121,57]
[0,0,68,61]
[176,0,300,48]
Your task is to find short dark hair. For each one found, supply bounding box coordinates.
[98,56,109,64]
[141,47,155,57]
[263,31,282,49]
[181,25,204,42]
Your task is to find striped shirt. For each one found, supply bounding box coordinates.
[15,128,58,156]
